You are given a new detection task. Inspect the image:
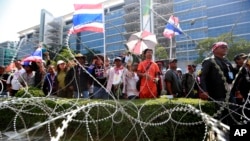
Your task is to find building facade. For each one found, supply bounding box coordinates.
[174,0,250,68]
[1,0,249,69]
[0,41,18,66]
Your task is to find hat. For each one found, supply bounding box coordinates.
[177,68,182,71]
[57,60,65,65]
[212,41,228,52]
[22,61,32,67]
[114,56,122,61]
[169,58,178,63]
[233,53,248,61]
[75,53,86,59]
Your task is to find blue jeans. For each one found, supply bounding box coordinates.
[93,86,109,99]
[73,91,89,98]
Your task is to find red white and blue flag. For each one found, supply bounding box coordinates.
[69,3,104,34]
[163,15,183,39]
[22,45,43,62]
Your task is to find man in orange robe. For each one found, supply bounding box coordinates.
[137,49,160,98]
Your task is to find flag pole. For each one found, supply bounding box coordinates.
[170,37,172,59]
[102,4,106,62]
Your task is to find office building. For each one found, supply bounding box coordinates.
[174,0,250,68]
[0,41,18,66]
[8,0,250,69]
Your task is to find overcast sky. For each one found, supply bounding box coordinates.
[0,0,78,42]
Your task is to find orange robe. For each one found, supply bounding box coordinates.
[137,60,160,98]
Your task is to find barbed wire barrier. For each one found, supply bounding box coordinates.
[1,96,241,141]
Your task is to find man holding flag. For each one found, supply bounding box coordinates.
[67,1,105,99]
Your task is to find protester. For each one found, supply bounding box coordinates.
[88,55,109,99]
[104,57,111,76]
[242,59,250,120]
[0,66,10,97]
[56,60,72,98]
[18,62,36,87]
[176,67,183,80]
[137,49,160,98]
[34,61,47,89]
[124,51,133,65]
[65,53,92,98]
[232,53,248,104]
[232,53,250,122]
[156,61,165,97]
[200,42,234,100]
[200,41,235,125]
[164,58,182,97]
[124,62,139,99]
[182,64,199,98]
[6,59,25,96]
[43,65,57,96]
[106,56,127,99]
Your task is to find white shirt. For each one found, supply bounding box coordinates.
[112,69,124,85]
[125,71,139,97]
[7,68,25,90]
[18,71,36,87]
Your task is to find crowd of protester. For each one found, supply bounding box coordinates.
[0,42,249,106]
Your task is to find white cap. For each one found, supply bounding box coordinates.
[57,60,65,65]
[114,56,122,61]
[177,68,182,71]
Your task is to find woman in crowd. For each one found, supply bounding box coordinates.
[43,65,57,96]
[124,62,139,99]
[56,60,70,98]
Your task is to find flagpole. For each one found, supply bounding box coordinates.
[170,37,172,59]
[102,4,106,61]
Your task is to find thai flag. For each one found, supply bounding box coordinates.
[22,46,43,62]
[163,15,183,39]
[69,3,104,34]
[32,46,43,57]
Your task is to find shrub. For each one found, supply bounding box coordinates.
[0,98,215,141]
[15,87,45,98]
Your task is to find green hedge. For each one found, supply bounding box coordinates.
[15,87,45,97]
[0,98,215,141]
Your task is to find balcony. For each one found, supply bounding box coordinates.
[123,22,140,32]
[48,21,60,28]
[123,12,139,22]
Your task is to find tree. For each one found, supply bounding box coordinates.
[55,46,75,62]
[155,45,168,61]
[195,33,250,64]
[227,39,250,60]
